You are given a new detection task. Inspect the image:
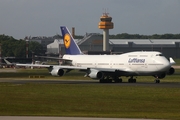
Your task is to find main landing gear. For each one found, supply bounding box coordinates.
[99,76,161,83]
[99,76,137,83]
[99,76,122,83]
[128,76,136,83]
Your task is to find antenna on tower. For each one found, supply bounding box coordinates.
[102,8,109,16]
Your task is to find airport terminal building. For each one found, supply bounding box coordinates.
[47,33,180,58]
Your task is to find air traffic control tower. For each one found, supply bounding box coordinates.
[98,13,114,51]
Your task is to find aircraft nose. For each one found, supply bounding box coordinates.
[155,57,171,71]
[160,58,171,70]
[165,60,171,67]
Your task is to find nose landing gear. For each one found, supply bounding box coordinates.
[154,76,160,83]
[155,78,160,83]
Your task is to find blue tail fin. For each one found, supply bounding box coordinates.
[60,26,82,55]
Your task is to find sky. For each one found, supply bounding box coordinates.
[0,0,180,39]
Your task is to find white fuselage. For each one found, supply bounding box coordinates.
[63,51,171,76]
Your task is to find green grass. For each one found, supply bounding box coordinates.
[0,83,180,119]
[174,59,180,66]
[0,68,180,119]
[0,68,92,81]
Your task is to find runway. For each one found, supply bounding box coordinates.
[0,78,180,88]
[0,116,159,120]
[0,68,180,87]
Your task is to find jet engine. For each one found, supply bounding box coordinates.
[50,68,64,76]
[167,67,175,75]
[154,67,175,79]
[88,69,104,79]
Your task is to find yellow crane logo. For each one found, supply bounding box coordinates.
[64,34,71,48]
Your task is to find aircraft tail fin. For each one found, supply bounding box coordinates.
[60,26,82,55]
[169,57,176,65]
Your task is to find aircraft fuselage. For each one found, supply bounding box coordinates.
[63,51,171,76]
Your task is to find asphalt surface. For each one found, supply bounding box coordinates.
[1,67,180,87]
[0,116,160,120]
[0,78,180,88]
[0,67,180,87]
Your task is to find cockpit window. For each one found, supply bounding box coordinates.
[156,54,163,56]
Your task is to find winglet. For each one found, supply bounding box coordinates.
[60,26,82,55]
[169,57,176,65]
[4,58,12,65]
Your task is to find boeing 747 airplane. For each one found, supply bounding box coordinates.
[17,26,175,83]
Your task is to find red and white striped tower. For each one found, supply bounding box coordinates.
[26,40,29,58]
[0,43,1,64]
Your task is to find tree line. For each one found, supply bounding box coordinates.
[74,33,180,39]
[0,35,44,58]
[1,32,180,57]
[109,33,180,39]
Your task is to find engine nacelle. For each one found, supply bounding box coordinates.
[50,68,64,76]
[88,69,104,79]
[167,67,175,75]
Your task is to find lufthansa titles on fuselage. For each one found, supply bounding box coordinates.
[128,58,145,63]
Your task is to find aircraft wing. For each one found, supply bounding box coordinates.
[3,58,16,65]
[90,67,135,76]
[16,64,51,68]
[35,55,70,61]
[61,66,134,76]
[16,63,135,77]
[16,64,132,72]
[35,56,72,65]
[16,64,88,70]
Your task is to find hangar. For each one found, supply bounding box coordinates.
[47,33,180,58]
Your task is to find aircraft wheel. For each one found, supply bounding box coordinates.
[133,79,136,83]
[129,79,136,83]
[99,79,104,83]
[106,79,112,83]
[115,78,122,83]
[128,76,136,83]
[128,79,132,83]
[155,79,160,83]
[119,79,122,83]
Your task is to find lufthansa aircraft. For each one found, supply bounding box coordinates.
[17,26,176,83]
